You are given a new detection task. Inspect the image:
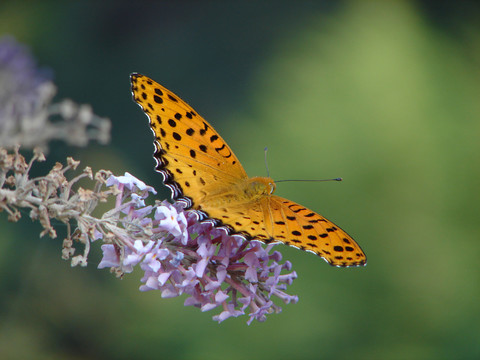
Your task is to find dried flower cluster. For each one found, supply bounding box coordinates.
[0,36,111,152]
[0,146,113,266]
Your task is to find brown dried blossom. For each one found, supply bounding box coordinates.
[0,146,119,266]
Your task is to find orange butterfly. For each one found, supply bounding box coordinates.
[131,73,366,267]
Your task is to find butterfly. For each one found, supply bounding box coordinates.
[130,73,366,267]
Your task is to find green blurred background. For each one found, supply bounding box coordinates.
[1,1,479,359]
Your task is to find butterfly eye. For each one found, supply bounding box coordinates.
[269,182,276,194]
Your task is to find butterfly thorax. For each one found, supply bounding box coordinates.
[243,177,276,199]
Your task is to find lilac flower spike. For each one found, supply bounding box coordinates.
[98,173,299,323]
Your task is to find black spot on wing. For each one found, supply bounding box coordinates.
[168,94,178,102]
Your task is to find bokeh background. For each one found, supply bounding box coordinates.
[1,1,480,359]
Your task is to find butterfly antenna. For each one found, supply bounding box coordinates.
[264,147,270,178]
[276,178,343,183]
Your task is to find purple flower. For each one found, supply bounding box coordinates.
[0,36,111,151]
[98,173,299,323]
[0,36,52,94]
[106,172,156,194]
[154,205,188,244]
[98,244,121,269]
[0,36,52,128]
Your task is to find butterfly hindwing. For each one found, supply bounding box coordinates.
[267,196,366,266]
[201,194,367,267]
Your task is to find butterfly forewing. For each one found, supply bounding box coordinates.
[131,73,248,206]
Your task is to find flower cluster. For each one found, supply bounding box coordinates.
[0,36,111,152]
[0,148,298,323]
[98,173,298,324]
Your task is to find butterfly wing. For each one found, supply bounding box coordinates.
[206,194,366,267]
[131,73,248,211]
[267,196,366,267]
